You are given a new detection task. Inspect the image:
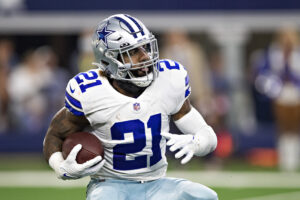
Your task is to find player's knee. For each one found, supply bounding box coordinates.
[86,181,127,200]
[87,187,127,200]
[181,190,218,200]
[180,182,218,200]
[202,188,218,200]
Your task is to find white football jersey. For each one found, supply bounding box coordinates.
[64,59,191,181]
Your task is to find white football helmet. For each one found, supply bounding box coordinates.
[92,14,159,87]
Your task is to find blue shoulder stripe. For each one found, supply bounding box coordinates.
[65,91,82,109]
[65,101,84,116]
[114,17,137,38]
[185,74,190,86]
[185,86,191,98]
[125,14,145,36]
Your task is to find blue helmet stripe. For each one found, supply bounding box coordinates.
[125,15,145,36]
[114,16,137,38]
[65,100,84,116]
[65,91,83,109]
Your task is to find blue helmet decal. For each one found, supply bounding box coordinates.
[114,16,138,38]
[97,22,115,47]
[125,14,145,36]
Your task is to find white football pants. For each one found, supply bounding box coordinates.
[86,177,218,200]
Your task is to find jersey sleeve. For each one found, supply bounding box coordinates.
[158,59,191,115]
[171,61,191,114]
[64,77,85,116]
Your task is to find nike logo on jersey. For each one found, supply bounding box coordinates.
[63,173,72,178]
[70,85,75,93]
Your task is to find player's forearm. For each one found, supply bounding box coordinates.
[43,108,86,161]
[43,129,64,162]
[174,107,217,156]
[43,108,69,161]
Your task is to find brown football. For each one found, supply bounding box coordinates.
[62,132,104,164]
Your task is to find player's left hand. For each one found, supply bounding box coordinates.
[161,132,197,164]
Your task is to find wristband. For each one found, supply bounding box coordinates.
[175,107,217,156]
[49,152,64,173]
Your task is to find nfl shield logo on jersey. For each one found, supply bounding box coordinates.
[133,102,140,111]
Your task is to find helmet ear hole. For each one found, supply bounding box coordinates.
[101,60,109,66]
[117,54,122,63]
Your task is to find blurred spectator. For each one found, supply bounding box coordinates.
[160,31,213,119]
[36,46,69,120]
[251,27,300,171]
[7,46,68,135]
[77,30,95,72]
[0,39,17,133]
[0,0,25,15]
[209,51,233,161]
[209,50,231,131]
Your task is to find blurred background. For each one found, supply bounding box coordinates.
[1,0,300,199]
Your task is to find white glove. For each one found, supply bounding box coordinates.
[49,144,106,180]
[162,132,209,164]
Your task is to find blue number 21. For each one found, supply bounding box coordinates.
[75,71,102,93]
[111,114,162,170]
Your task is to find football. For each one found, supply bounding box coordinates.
[62,132,104,164]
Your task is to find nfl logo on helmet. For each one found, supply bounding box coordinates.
[133,103,140,111]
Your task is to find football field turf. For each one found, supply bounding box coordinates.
[1,171,300,200]
[1,187,300,200]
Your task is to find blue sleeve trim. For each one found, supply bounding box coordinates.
[185,74,190,86]
[65,100,84,116]
[185,86,191,98]
[65,91,82,109]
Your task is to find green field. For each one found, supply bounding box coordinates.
[1,187,300,200]
[0,154,284,172]
[1,154,300,200]
[215,188,300,200]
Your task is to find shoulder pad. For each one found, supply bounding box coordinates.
[65,69,103,116]
[157,59,191,114]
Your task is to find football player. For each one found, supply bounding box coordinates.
[43,14,218,200]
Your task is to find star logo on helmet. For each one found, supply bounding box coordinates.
[97,23,115,47]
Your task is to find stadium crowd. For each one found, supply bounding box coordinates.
[1,27,300,171]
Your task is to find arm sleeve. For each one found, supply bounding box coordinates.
[174,107,217,156]
[64,78,84,116]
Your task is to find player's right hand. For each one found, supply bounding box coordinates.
[49,144,105,180]
[59,144,106,180]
